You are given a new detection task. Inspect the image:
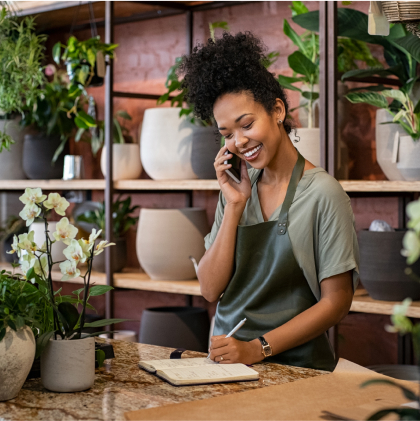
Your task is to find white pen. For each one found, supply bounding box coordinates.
[207,318,247,359]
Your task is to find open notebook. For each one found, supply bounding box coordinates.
[138,358,259,387]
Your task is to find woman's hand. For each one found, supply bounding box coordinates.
[208,335,264,365]
[214,145,251,208]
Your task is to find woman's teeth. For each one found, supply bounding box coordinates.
[244,144,262,157]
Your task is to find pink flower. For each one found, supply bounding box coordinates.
[45,64,56,76]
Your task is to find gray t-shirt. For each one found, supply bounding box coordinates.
[204,167,360,301]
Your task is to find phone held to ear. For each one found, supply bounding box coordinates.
[224,150,242,184]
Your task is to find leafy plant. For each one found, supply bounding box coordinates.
[0,6,47,152]
[53,36,118,87]
[76,195,139,239]
[6,187,126,357]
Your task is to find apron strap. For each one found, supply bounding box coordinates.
[277,149,305,236]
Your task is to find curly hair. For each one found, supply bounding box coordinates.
[178,31,293,134]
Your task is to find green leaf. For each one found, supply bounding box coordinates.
[394,34,420,65]
[289,1,308,17]
[301,91,319,101]
[52,136,68,164]
[288,51,317,80]
[26,267,35,282]
[345,92,389,109]
[36,330,54,358]
[75,127,85,142]
[74,116,89,130]
[52,42,61,64]
[0,328,6,342]
[116,110,132,120]
[414,99,420,114]
[283,19,307,54]
[89,285,114,297]
[341,67,396,81]
[7,319,16,331]
[381,89,407,104]
[57,302,80,335]
[87,49,96,68]
[72,287,85,296]
[361,379,418,401]
[84,318,127,328]
[276,75,303,93]
[77,110,96,127]
[96,349,106,368]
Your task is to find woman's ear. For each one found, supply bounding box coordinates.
[273,98,286,122]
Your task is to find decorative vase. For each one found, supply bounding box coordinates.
[100,144,142,181]
[191,128,221,179]
[136,208,209,280]
[395,134,420,181]
[22,133,66,179]
[30,222,66,269]
[289,128,321,167]
[140,108,214,180]
[41,337,95,392]
[0,326,35,401]
[92,238,127,273]
[0,117,29,180]
[375,109,406,181]
[359,229,420,301]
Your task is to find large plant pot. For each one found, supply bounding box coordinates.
[23,134,66,179]
[289,128,321,167]
[136,208,209,280]
[375,109,406,181]
[0,117,28,180]
[101,144,142,181]
[396,135,420,181]
[92,238,127,273]
[359,229,420,301]
[191,128,221,179]
[30,222,67,269]
[41,337,95,392]
[0,326,35,401]
[141,108,215,180]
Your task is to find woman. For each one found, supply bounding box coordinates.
[179,32,360,372]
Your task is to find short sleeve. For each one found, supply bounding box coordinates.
[204,190,226,250]
[316,185,360,292]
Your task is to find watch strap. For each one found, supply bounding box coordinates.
[257,336,272,358]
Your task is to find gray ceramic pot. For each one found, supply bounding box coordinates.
[359,229,420,301]
[92,238,127,273]
[191,128,221,179]
[23,133,66,179]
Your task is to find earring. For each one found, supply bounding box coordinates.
[278,119,283,124]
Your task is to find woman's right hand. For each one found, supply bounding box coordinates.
[214,145,251,207]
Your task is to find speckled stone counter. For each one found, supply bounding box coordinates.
[0,339,328,421]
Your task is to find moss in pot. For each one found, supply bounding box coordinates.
[76,195,139,273]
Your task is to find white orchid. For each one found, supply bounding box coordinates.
[17,231,37,254]
[19,188,46,206]
[44,193,70,216]
[7,235,20,257]
[385,298,413,334]
[401,230,420,265]
[53,217,78,245]
[78,238,93,259]
[94,240,116,256]
[59,260,81,281]
[63,239,87,264]
[19,203,41,226]
[89,229,102,244]
[20,253,36,276]
[33,254,49,278]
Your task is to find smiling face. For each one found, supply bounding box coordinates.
[214,91,287,169]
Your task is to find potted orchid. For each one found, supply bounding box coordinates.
[9,187,125,393]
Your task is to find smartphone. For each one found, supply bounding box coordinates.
[224,150,242,184]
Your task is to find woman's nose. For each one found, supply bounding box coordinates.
[234,134,249,150]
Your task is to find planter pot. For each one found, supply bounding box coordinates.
[191,128,221,179]
[289,128,321,167]
[92,238,127,273]
[376,109,406,181]
[0,326,35,401]
[141,108,215,180]
[136,208,209,280]
[395,134,420,181]
[30,222,66,269]
[359,229,420,301]
[41,337,95,392]
[23,134,66,179]
[0,117,28,180]
[101,144,142,181]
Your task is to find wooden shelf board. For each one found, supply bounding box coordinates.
[339,180,420,192]
[114,179,220,191]
[0,179,105,190]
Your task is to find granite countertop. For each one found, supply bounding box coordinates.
[0,339,328,421]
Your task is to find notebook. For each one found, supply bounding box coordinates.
[138,357,259,387]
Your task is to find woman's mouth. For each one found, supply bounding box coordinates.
[243,144,262,161]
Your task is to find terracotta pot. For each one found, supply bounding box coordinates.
[22,133,66,180]
[396,134,420,181]
[0,117,29,180]
[41,337,95,392]
[0,326,35,401]
[140,108,214,180]
[136,208,209,280]
[101,144,142,181]
[289,128,321,167]
[375,109,406,181]
[92,238,127,273]
[359,229,420,301]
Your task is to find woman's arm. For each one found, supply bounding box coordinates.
[208,270,354,364]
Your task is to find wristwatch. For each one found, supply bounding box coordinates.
[257,336,272,358]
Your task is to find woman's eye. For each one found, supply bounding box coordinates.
[243,122,253,129]
[225,134,233,139]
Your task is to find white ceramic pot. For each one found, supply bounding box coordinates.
[30,222,66,269]
[136,208,209,280]
[289,128,321,167]
[101,144,142,181]
[395,134,420,181]
[41,337,95,392]
[0,117,29,180]
[99,330,137,342]
[0,326,35,401]
[376,109,406,181]
[141,108,211,180]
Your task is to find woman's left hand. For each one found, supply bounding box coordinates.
[208,335,264,365]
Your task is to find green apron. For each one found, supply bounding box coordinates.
[213,149,336,372]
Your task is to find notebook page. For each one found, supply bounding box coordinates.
[139,358,217,372]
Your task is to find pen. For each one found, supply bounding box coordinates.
[207,318,247,359]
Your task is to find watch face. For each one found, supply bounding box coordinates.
[263,344,272,357]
